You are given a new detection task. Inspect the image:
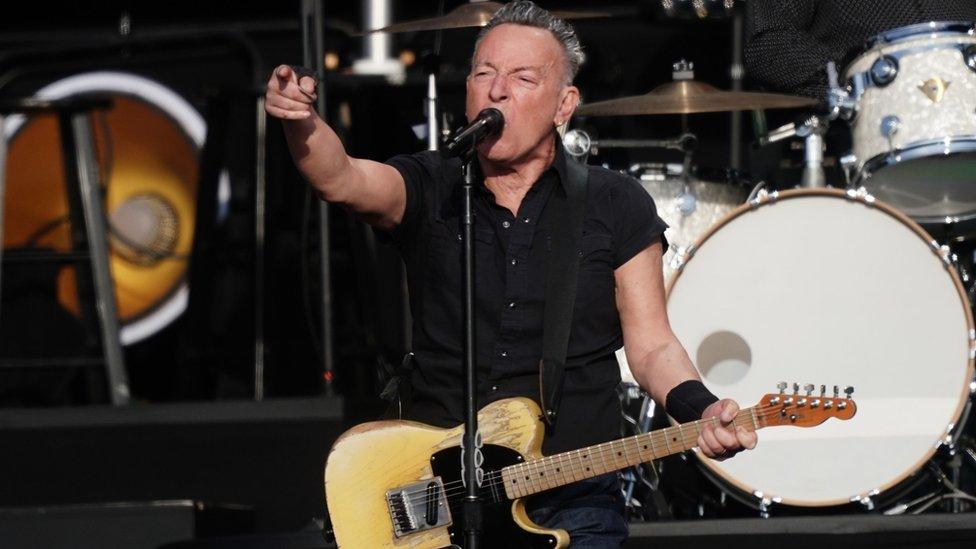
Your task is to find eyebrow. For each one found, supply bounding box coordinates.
[473,61,545,74]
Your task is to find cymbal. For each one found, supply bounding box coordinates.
[362,2,610,34]
[575,80,818,116]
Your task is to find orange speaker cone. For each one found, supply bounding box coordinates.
[4,88,199,342]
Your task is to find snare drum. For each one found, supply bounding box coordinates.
[845,21,976,224]
[667,188,975,509]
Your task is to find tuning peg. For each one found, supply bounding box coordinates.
[844,386,854,399]
[793,383,799,394]
[820,384,826,397]
[803,383,814,396]
[833,385,839,398]
[777,381,787,394]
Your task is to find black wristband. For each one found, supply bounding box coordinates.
[666,380,719,423]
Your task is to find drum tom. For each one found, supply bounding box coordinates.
[845,21,976,223]
[666,188,975,509]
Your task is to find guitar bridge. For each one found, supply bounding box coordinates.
[386,478,452,538]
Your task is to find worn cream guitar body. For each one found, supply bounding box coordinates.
[324,389,855,548]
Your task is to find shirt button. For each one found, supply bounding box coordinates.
[500,351,508,358]
[523,217,530,223]
[510,258,517,266]
[491,385,499,392]
[502,220,511,229]
[508,301,516,309]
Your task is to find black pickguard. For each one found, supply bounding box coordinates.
[430,444,557,549]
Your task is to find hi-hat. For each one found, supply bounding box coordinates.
[575,80,818,116]
[362,1,610,34]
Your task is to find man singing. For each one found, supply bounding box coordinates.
[266,2,756,545]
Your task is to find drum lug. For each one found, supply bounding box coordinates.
[869,55,899,87]
[969,329,976,363]
[748,189,777,209]
[751,491,781,518]
[963,45,976,74]
[844,186,876,205]
[929,240,955,268]
[850,489,881,510]
[669,244,696,273]
[940,421,960,451]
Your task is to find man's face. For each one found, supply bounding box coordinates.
[466,24,578,164]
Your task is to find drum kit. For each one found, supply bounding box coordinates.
[604,20,976,518]
[366,4,976,518]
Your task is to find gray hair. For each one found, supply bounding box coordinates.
[473,1,585,84]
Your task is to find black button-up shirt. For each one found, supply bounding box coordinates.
[382,143,667,454]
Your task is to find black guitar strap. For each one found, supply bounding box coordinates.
[539,151,589,428]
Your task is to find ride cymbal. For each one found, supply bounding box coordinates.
[575,80,817,116]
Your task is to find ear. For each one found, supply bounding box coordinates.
[554,85,580,126]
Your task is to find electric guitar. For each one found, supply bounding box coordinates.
[324,383,856,548]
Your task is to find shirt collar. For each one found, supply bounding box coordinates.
[475,133,570,193]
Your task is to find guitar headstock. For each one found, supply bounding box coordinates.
[754,382,857,428]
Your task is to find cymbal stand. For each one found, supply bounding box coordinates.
[424,53,440,152]
[758,115,828,188]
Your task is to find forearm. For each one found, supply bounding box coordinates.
[629,335,701,407]
[281,113,359,203]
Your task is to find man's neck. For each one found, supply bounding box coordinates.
[480,137,556,216]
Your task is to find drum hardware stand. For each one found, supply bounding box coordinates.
[562,129,698,161]
[619,390,673,520]
[758,115,829,189]
[883,460,976,515]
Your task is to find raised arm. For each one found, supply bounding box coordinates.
[265,64,406,230]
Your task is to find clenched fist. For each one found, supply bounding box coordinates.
[265,64,318,121]
[697,398,758,461]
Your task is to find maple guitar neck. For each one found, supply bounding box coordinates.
[501,387,857,500]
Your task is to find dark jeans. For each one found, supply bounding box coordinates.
[526,473,628,548]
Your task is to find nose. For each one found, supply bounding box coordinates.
[488,73,509,103]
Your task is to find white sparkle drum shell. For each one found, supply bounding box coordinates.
[844,22,976,221]
[666,189,975,507]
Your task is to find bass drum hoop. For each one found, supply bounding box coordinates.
[664,187,975,509]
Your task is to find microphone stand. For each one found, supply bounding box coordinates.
[458,146,482,549]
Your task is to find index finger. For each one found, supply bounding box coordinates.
[275,64,293,80]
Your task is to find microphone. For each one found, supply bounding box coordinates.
[441,108,504,158]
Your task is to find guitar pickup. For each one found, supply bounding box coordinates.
[386,478,452,538]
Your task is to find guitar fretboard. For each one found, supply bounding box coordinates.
[501,407,760,499]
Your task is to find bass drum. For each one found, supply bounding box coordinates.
[666,188,975,509]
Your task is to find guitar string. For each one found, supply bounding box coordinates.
[430,397,844,503]
[393,410,766,513]
[389,405,794,512]
[389,402,821,524]
[393,406,778,510]
[390,415,749,523]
